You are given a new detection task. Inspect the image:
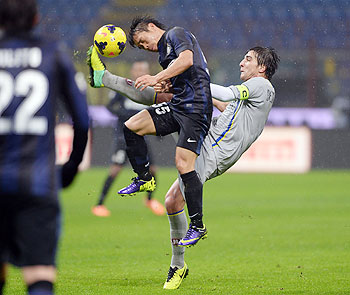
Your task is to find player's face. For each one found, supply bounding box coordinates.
[239,50,265,81]
[133,24,160,52]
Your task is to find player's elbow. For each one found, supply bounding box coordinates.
[185,55,193,68]
[186,56,193,67]
[213,100,229,112]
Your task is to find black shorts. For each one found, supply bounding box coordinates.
[147,102,211,155]
[0,193,60,267]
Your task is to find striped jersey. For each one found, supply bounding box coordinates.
[157,27,212,116]
[206,77,275,178]
[0,33,89,197]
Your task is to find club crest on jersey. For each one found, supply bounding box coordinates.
[166,43,171,57]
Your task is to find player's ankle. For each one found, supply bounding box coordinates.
[190,215,203,228]
[139,171,152,181]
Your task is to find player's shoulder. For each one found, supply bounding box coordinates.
[166,26,188,39]
[243,77,274,92]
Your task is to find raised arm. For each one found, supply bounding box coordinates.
[210,83,236,102]
[87,46,172,105]
[210,83,249,102]
[134,50,193,91]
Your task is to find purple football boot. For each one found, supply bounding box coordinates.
[178,223,208,247]
[118,176,156,197]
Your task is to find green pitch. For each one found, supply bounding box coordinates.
[5,169,350,294]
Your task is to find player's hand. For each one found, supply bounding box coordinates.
[154,80,172,93]
[61,160,79,188]
[135,75,158,91]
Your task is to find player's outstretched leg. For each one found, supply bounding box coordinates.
[178,223,208,247]
[86,45,105,87]
[118,176,156,197]
[163,262,189,290]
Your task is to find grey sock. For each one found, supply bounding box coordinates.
[168,209,188,268]
[102,71,156,106]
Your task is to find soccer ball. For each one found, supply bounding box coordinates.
[93,24,127,58]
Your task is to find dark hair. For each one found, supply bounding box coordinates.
[249,47,280,80]
[0,0,38,33]
[128,15,166,47]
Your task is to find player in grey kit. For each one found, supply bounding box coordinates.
[162,46,280,289]
[87,45,280,289]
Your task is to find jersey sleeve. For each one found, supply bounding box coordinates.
[241,78,267,102]
[211,83,238,102]
[227,77,268,102]
[55,42,89,164]
[167,27,194,56]
[211,83,248,102]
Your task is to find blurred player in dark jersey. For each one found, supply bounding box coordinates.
[91,61,165,217]
[118,16,212,247]
[0,0,89,294]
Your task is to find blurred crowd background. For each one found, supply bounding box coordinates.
[36,0,350,128]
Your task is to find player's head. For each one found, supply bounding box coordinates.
[0,0,38,33]
[240,47,280,81]
[130,60,150,80]
[128,16,167,52]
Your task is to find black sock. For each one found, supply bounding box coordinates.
[123,125,151,180]
[180,171,203,228]
[0,281,4,295]
[98,175,114,205]
[27,281,53,295]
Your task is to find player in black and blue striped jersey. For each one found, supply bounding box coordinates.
[0,0,89,294]
[117,16,212,246]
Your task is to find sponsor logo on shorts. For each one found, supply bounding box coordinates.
[187,138,196,143]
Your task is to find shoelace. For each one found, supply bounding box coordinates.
[131,177,140,183]
[183,225,197,239]
[166,267,178,281]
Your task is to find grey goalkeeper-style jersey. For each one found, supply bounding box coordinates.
[206,76,275,179]
[179,76,275,193]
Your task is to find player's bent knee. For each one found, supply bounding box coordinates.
[175,159,194,175]
[165,188,185,213]
[175,149,197,174]
[165,194,176,212]
[124,110,155,135]
[124,115,139,132]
